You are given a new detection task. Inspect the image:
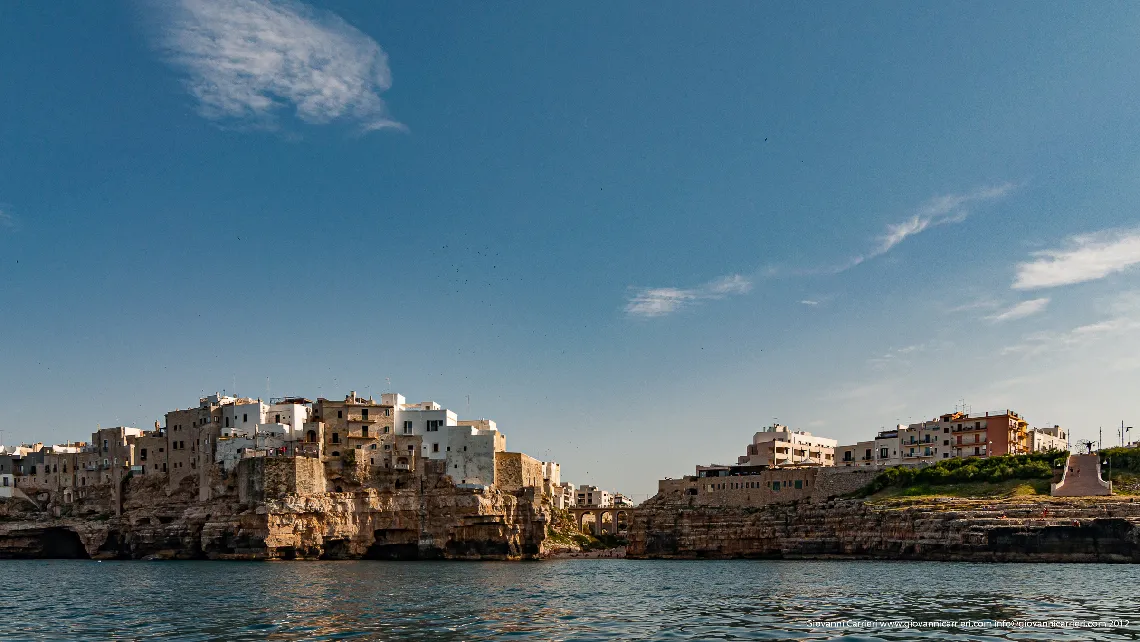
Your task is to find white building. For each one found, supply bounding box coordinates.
[263,398,312,441]
[1030,425,1069,452]
[576,484,611,507]
[736,424,837,468]
[552,482,576,509]
[445,422,505,487]
[383,394,459,460]
[541,461,561,487]
[221,400,267,436]
[214,433,288,472]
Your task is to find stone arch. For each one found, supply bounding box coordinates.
[615,510,628,532]
[306,430,317,443]
[598,510,615,535]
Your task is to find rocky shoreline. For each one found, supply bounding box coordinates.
[627,493,1140,562]
[0,459,559,561]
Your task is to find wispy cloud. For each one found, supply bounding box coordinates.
[0,209,13,229]
[852,183,1017,268]
[625,184,1014,318]
[788,183,1017,275]
[986,298,1050,323]
[1001,292,1140,358]
[625,274,751,318]
[866,340,953,370]
[157,0,401,131]
[1012,228,1140,290]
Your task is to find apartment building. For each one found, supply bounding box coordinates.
[736,424,837,468]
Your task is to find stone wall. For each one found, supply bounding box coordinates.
[237,457,326,504]
[494,452,543,492]
[811,467,881,500]
[655,467,880,509]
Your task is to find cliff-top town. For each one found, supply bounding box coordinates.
[0,390,629,518]
[0,389,1133,561]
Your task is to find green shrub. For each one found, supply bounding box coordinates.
[855,450,1065,496]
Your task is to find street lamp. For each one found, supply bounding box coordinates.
[1103,457,1113,493]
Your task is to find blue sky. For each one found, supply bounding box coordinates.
[2,1,1140,498]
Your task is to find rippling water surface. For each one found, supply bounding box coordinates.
[1,560,1137,640]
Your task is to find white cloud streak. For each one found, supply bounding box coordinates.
[625,274,751,318]
[854,183,1017,267]
[1001,291,1140,358]
[1013,229,1140,290]
[790,183,1017,275]
[0,209,13,229]
[157,0,401,131]
[986,298,1050,323]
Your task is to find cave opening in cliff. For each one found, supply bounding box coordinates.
[364,529,420,560]
[39,528,90,559]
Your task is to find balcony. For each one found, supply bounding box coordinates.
[951,425,985,433]
[393,463,411,470]
[347,415,378,423]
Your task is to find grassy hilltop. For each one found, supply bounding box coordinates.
[853,449,1140,500]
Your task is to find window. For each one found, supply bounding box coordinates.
[772,481,780,491]
[141,448,148,460]
[403,421,413,434]
[384,409,391,416]
[275,414,281,423]
[331,451,340,457]
[384,426,390,433]
[369,444,377,450]
[432,443,439,453]
[794,480,803,489]
[362,409,369,419]
[243,413,248,423]
[332,433,340,444]
[338,411,343,419]
[362,427,369,438]
[225,417,230,428]
[427,420,443,432]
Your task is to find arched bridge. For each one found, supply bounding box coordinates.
[568,506,636,536]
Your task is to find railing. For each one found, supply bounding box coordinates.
[393,463,411,470]
[348,415,377,423]
[951,425,986,433]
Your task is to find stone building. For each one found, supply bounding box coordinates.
[313,392,395,462]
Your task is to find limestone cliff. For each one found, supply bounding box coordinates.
[0,457,557,560]
[628,493,1140,562]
